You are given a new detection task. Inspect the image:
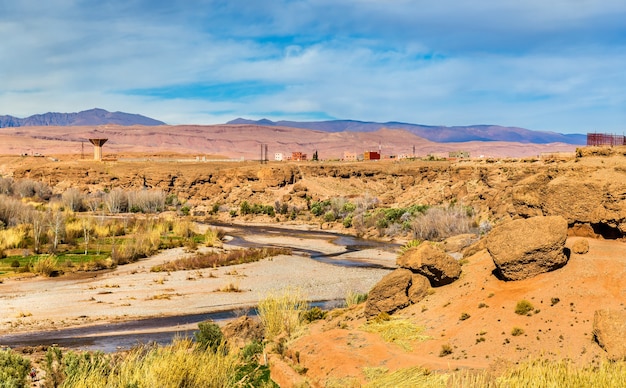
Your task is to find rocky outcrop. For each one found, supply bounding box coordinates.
[572,239,589,254]
[222,316,264,348]
[486,216,569,281]
[364,269,430,319]
[593,309,626,361]
[397,243,462,286]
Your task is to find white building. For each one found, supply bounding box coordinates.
[274,152,284,161]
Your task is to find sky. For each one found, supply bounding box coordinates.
[1,0,625,134]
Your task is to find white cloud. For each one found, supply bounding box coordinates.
[0,0,624,133]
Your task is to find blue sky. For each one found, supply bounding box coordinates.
[1,0,625,134]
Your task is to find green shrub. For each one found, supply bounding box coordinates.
[0,349,31,388]
[10,260,20,268]
[511,327,525,336]
[235,341,277,387]
[194,320,225,353]
[398,239,422,256]
[302,306,327,323]
[515,300,534,315]
[342,214,353,228]
[310,201,327,217]
[459,312,471,321]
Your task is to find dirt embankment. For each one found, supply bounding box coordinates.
[4,153,626,238]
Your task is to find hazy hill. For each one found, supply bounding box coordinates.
[228,118,586,145]
[0,124,576,159]
[0,108,165,127]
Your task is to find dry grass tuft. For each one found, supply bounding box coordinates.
[31,255,59,276]
[215,282,243,293]
[258,287,307,341]
[205,227,225,247]
[364,366,448,388]
[147,293,180,300]
[360,316,429,351]
[346,290,368,307]
[151,247,291,272]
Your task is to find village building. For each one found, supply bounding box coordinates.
[343,151,358,161]
[292,151,307,161]
[364,151,381,160]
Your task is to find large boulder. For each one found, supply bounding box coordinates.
[486,216,568,281]
[365,269,430,319]
[397,243,461,286]
[593,309,626,361]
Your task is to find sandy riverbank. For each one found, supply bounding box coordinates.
[0,229,395,337]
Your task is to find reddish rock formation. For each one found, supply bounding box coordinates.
[486,216,568,281]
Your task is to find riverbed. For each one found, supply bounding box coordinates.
[0,223,397,351]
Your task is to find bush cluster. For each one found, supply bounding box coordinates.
[239,201,275,217]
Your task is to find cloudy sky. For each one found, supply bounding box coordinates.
[1,0,624,134]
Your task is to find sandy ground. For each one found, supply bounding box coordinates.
[0,231,394,336]
[272,236,626,387]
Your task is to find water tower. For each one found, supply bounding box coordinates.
[89,138,108,161]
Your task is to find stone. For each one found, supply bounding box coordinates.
[365,269,431,319]
[443,233,478,253]
[593,309,626,361]
[221,316,264,348]
[397,243,461,286]
[486,216,568,281]
[572,239,589,254]
[407,274,431,304]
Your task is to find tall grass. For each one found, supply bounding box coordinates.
[495,359,626,387]
[173,217,195,238]
[346,290,368,307]
[31,255,59,276]
[65,219,86,240]
[364,366,449,388]
[354,359,626,387]
[205,227,225,247]
[0,226,27,250]
[42,339,240,388]
[111,230,161,265]
[258,287,307,341]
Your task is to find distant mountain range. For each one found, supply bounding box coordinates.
[227,118,587,145]
[0,108,586,145]
[0,108,165,127]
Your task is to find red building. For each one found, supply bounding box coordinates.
[364,151,380,160]
[292,152,307,161]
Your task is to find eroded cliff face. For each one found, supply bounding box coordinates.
[5,153,626,237]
